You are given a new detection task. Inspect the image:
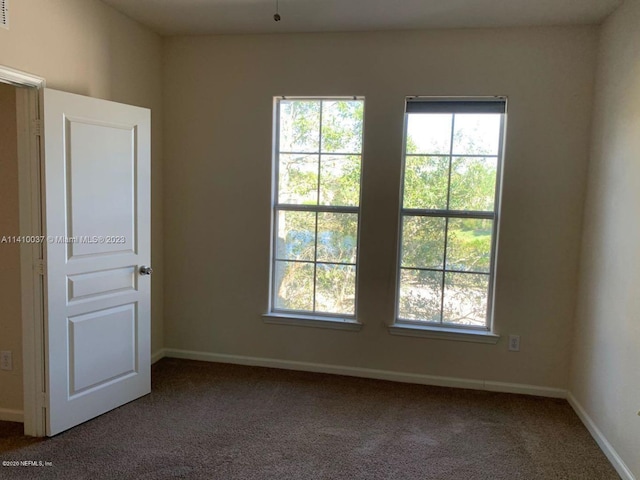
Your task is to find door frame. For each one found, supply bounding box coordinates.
[0,65,46,436]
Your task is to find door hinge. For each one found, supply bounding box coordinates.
[38,392,47,409]
[34,259,46,275]
[31,119,42,136]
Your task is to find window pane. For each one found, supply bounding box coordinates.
[449,157,497,211]
[397,101,503,329]
[278,154,318,205]
[406,113,452,155]
[442,272,489,327]
[319,155,361,206]
[279,100,320,153]
[446,218,493,273]
[321,100,364,153]
[452,114,501,156]
[316,213,358,264]
[315,264,356,315]
[276,211,316,261]
[401,216,445,269]
[274,261,314,311]
[403,156,449,209]
[398,269,443,322]
[273,98,364,318]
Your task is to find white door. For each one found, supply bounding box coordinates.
[42,88,151,436]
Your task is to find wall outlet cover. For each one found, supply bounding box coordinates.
[0,350,13,370]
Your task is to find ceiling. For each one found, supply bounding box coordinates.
[101,0,623,36]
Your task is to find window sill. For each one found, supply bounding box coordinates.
[388,323,500,344]
[263,313,363,332]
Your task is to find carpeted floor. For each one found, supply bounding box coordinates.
[0,358,619,479]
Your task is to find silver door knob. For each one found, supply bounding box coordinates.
[139,266,153,276]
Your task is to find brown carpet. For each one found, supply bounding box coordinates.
[0,358,619,479]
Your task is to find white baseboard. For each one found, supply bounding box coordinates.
[151,349,166,365]
[484,380,566,398]
[567,392,636,480]
[0,408,24,423]
[163,348,567,399]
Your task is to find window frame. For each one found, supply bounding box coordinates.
[267,96,365,324]
[394,96,507,334]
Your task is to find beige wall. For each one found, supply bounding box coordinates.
[163,27,597,389]
[0,2,631,468]
[0,83,22,412]
[0,0,165,388]
[570,0,640,476]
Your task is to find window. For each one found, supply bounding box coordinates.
[396,98,506,330]
[270,97,364,319]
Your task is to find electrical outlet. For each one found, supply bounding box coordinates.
[0,351,12,370]
[508,335,520,352]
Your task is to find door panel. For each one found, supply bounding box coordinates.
[67,267,137,302]
[66,117,136,258]
[68,303,136,396]
[43,88,151,436]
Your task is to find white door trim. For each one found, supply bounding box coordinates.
[0,65,45,89]
[0,64,46,436]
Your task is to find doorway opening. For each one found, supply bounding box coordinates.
[0,82,23,424]
[0,65,46,437]
[1,65,153,438]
